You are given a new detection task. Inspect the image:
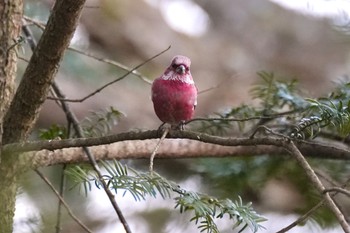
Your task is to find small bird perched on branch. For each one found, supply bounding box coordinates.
[152,55,198,129]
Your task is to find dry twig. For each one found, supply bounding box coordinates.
[149,126,170,173]
[35,169,93,233]
[286,141,350,233]
[22,20,132,233]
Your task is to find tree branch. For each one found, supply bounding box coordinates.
[324,187,350,198]
[285,142,350,233]
[3,130,350,159]
[35,169,93,233]
[51,82,132,233]
[22,140,281,167]
[47,45,170,103]
[0,130,347,168]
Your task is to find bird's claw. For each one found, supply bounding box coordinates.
[157,123,171,136]
[172,121,185,130]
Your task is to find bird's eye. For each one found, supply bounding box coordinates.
[172,64,177,69]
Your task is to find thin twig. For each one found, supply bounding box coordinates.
[23,22,69,232]
[277,177,350,233]
[186,109,301,125]
[22,22,132,233]
[51,83,132,233]
[68,47,153,84]
[149,127,170,174]
[35,169,93,233]
[197,76,233,94]
[259,126,350,232]
[315,169,342,187]
[18,56,29,63]
[48,46,170,103]
[324,187,350,197]
[249,125,290,139]
[23,16,45,30]
[21,19,37,50]
[276,200,325,233]
[314,170,349,221]
[84,5,100,9]
[23,15,154,85]
[286,141,350,233]
[46,46,170,103]
[55,164,67,233]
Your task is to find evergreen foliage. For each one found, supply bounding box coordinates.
[81,107,124,137]
[66,160,266,233]
[39,72,350,232]
[190,72,350,228]
[39,124,68,140]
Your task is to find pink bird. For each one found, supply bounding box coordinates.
[152,55,197,129]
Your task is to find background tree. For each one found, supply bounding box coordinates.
[1,0,350,233]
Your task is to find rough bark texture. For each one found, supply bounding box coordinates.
[0,1,20,114]
[0,0,22,148]
[3,0,86,144]
[1,130,348,167]
[0,0,85,232]
[0,0,23,232]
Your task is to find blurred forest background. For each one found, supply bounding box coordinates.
[17,0,350,232]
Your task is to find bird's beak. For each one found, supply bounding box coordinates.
[176,65,186,74]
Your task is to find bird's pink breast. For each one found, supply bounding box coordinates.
[152,79,197,125]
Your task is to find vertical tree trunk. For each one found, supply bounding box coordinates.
[0,0,23,232]
[0,0,85,231]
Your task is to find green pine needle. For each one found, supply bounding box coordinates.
[66,160,266,233]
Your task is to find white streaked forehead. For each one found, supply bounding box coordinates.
[162,70,194,84]
[171,55,191,67]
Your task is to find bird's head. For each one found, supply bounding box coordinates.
[171,55,191,75]
[162,55,193,84]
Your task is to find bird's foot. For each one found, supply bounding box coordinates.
[172,121,186,130]
[157,123,171,136]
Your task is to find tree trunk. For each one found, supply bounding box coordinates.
[0,0,85,231]
[0,0,23,232]
[3,0,86,144]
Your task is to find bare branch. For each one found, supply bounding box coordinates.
[0,130,348,169]
[24,140,283,167]
[55,165,66,233]
[68,47,153,84]
[4,130,350,160]
[324,187,350,197]
[35,169,93,233]
[149,127,170,173]
[286,142,350,232]
[277,175,350,233]
[47,45,170,103]
[23,8,132,233]
[186,109,302,125]
[23,16,45,30]
[51,83,132,233]
[276,201,325,233]
[23,16,154,85]
[197,76,233,94]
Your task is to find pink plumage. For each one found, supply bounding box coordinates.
[152,55,197,127]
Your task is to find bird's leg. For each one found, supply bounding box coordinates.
[172,121,186,130]
[157,122,166,132]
